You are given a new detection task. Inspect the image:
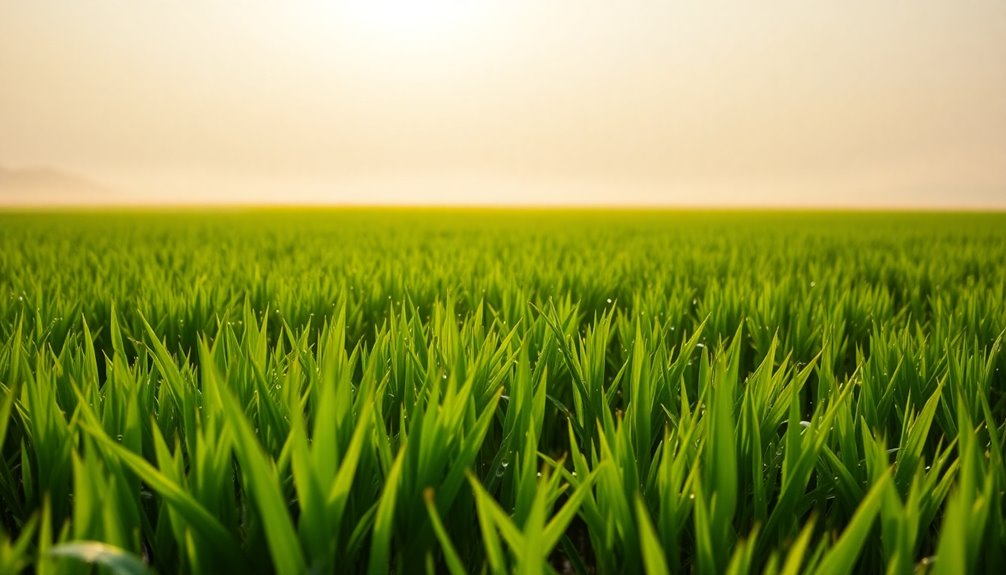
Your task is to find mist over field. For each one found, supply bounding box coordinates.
[2,1,1004,208]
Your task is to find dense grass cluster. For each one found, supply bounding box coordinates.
[1,210,1004,574]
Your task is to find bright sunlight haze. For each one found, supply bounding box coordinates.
[1,1,1004,207]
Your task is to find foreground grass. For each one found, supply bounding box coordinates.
[0,209,1004,574]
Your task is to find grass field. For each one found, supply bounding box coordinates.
[1,210,1004,574]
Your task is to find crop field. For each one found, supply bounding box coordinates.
[0,209,1004,574]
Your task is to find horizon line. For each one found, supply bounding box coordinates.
[2,201,1005,214]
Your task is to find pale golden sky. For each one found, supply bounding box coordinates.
[2,1,1005,207]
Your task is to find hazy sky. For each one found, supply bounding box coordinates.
[2,1,1005,207]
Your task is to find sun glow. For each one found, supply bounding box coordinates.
[333,0,494,52]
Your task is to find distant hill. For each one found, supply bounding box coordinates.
[0,165,123,206]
